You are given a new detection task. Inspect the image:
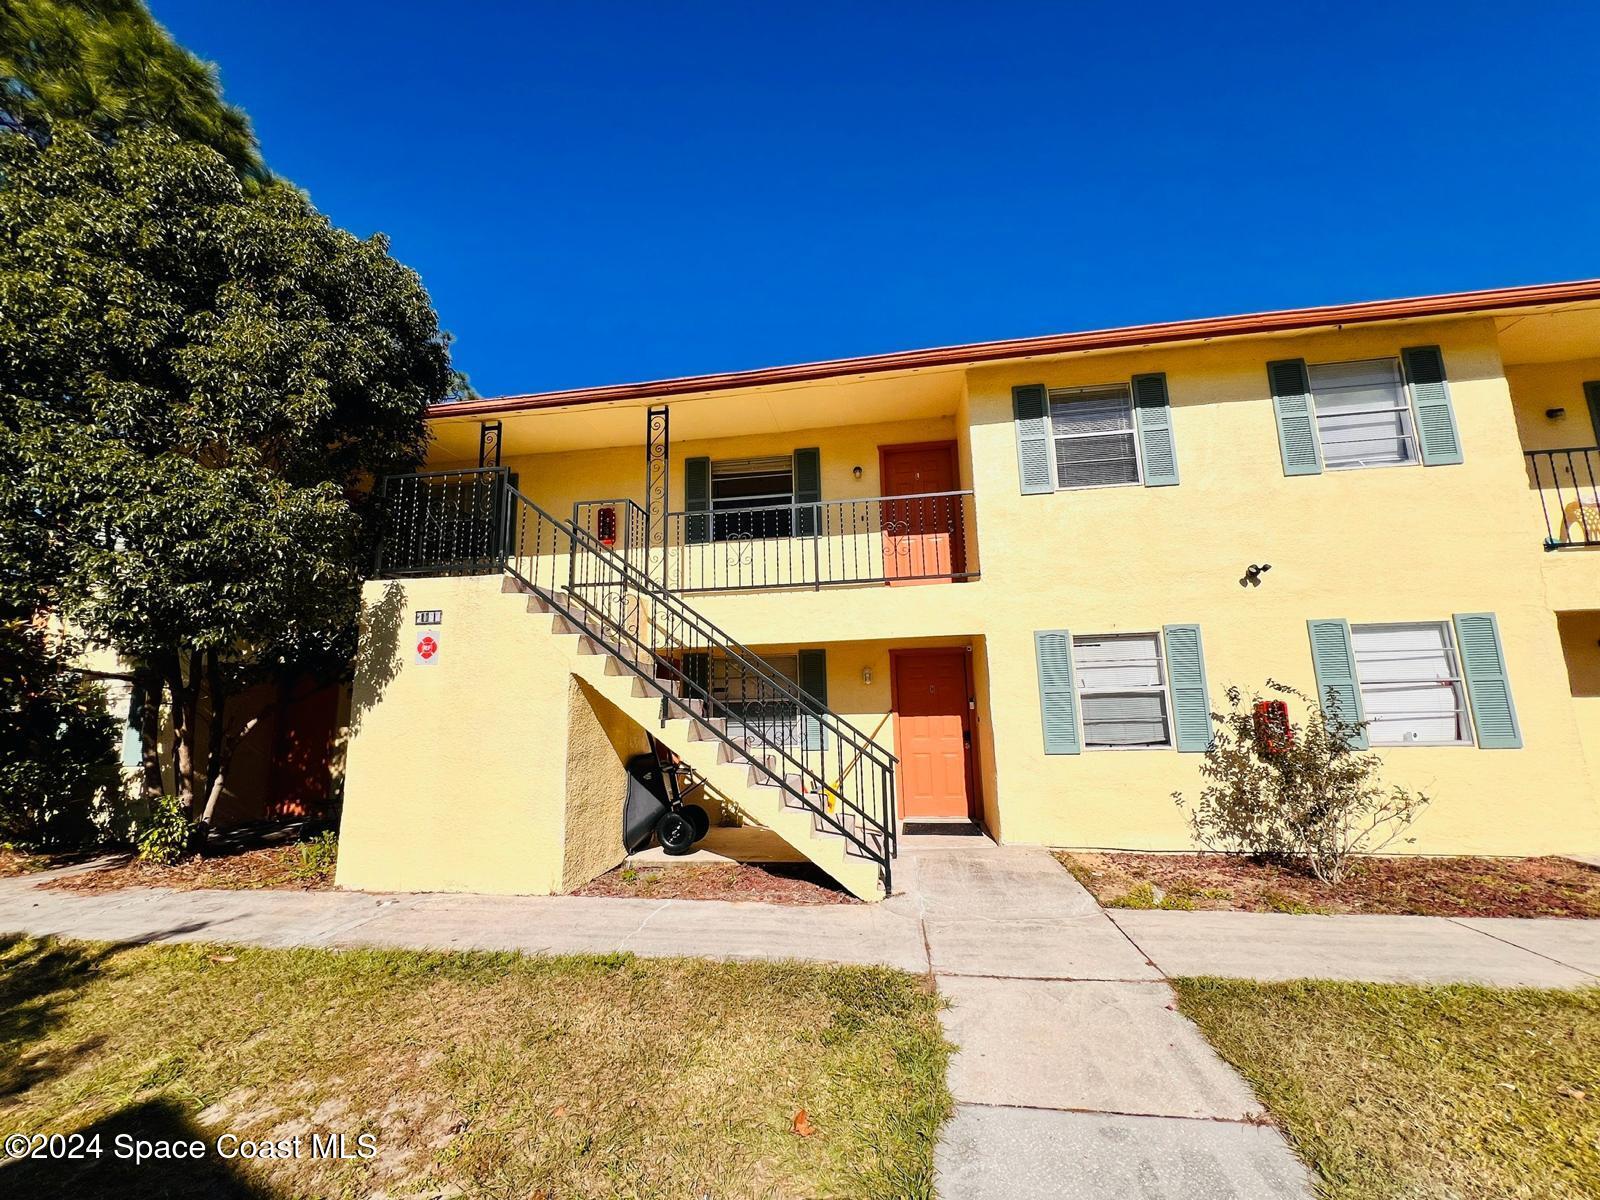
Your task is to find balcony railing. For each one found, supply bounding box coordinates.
[1526,447,1600,549]
[658,490,978,592]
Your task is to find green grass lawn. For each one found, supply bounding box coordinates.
[1174,979,1600,1200]
[0,935,951,1200]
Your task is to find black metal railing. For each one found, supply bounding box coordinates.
[1526,447,1600,549]
[372,466,512,576]
[663,490,978,591]
[374,469,899,891]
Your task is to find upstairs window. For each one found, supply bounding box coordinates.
[1308,358,1417,470]
[1351,622,1472,745]
[1049,385,1141,489]
[711,456,793,541]
[1073,632,1171,749]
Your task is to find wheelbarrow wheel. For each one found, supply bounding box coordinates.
[682,803,710,841]
[656,810,697,856]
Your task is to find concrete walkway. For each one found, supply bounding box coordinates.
[4,845,1598,1199]
[901,842,1313,1199]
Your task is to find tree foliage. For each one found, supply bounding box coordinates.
[1173,680,1430,884]
[0,0,264,180]
[1,124,448,824]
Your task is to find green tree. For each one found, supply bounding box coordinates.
[1,125,448,827]
[0,0,264,180]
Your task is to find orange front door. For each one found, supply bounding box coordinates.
[893,649,974,820]
[880,442,964,582]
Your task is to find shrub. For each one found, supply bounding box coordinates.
[293,830,338,880]
[0,624,123,850]
[1173,681,1429,885]
[136,795,198,865]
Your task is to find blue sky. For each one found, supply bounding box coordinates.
[153,2,1600,398]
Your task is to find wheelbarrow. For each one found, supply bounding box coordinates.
[621,741,710,856]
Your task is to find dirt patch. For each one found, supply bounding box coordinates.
[1057,851,1600,917]
[44,843,334,893]
[574,861,858,905]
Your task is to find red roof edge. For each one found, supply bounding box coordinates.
[432,278,1600,420]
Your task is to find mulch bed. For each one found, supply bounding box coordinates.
[1057,850,1600,918]
[0,847,52,879]
[43,842,334,893]
[574,861,858,905]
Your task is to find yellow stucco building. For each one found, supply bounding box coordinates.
[337,279,1600,900]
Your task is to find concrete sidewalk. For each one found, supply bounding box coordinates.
[1109,909,1600,987]
[4,845,1598,1199]
[903,843,1313,1200]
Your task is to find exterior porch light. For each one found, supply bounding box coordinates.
[852,465,863,480]
[862,666,873,685]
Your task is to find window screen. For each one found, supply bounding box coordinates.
[1073,632,1171,749]
[1049,385,1141,489]
[1309,358,1417,470]
[1351,622,1473,745]
[710,457,793,541]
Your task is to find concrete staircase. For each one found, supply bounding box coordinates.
[503,580,889,900]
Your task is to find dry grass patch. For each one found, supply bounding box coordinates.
[1057,851,1600,917]
[0,934,950,1199]
[1174,979,1600,1200]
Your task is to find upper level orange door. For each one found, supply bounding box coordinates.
[880,442,964,582]
[893,648,974,820]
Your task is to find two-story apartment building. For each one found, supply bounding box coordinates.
[336,279,1600,900]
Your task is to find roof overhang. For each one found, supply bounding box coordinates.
[434,278,1600,421]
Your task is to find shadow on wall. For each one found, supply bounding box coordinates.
[0,1096,275,1198]
[349,581,405,735]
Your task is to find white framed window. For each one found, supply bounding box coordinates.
[710,456,794,541]
[1073,631,1172,749]
[1351,622,1473,746]
[1308,358,1418,470]
[1049,384,1141,489]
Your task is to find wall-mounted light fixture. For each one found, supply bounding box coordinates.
[862,666,873,685]
[852,465,864,480]
[1547,407,1567,420]
[1241,563,1272,588]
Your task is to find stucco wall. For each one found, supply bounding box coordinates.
[963,317,1600,853]
[337,575,631,895]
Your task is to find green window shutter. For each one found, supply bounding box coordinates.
[119,683,144,770]
[1453,613,1522,748]
[1401,346,1463,466]
[797,648,828,752]
[1306,619,1368,748]
[1132,373,1179,486]
[678,652,710,700]
[1013,384,1054,495]
[1584,381,1600,444]
[1162,624,1211,752]
[1268,359,1322,476]
[793,447,821,536]
[684,456,711,545]
[1034,630,1081,754]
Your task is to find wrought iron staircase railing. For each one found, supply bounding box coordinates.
[374,468,899,890]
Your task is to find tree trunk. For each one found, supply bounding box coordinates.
[138,668,164,802]
[203,651,226,806]
[167,655,199,815]
[198,712,262,830]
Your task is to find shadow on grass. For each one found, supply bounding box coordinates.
[0,928,205,1098]
[0,1096,275,1199]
